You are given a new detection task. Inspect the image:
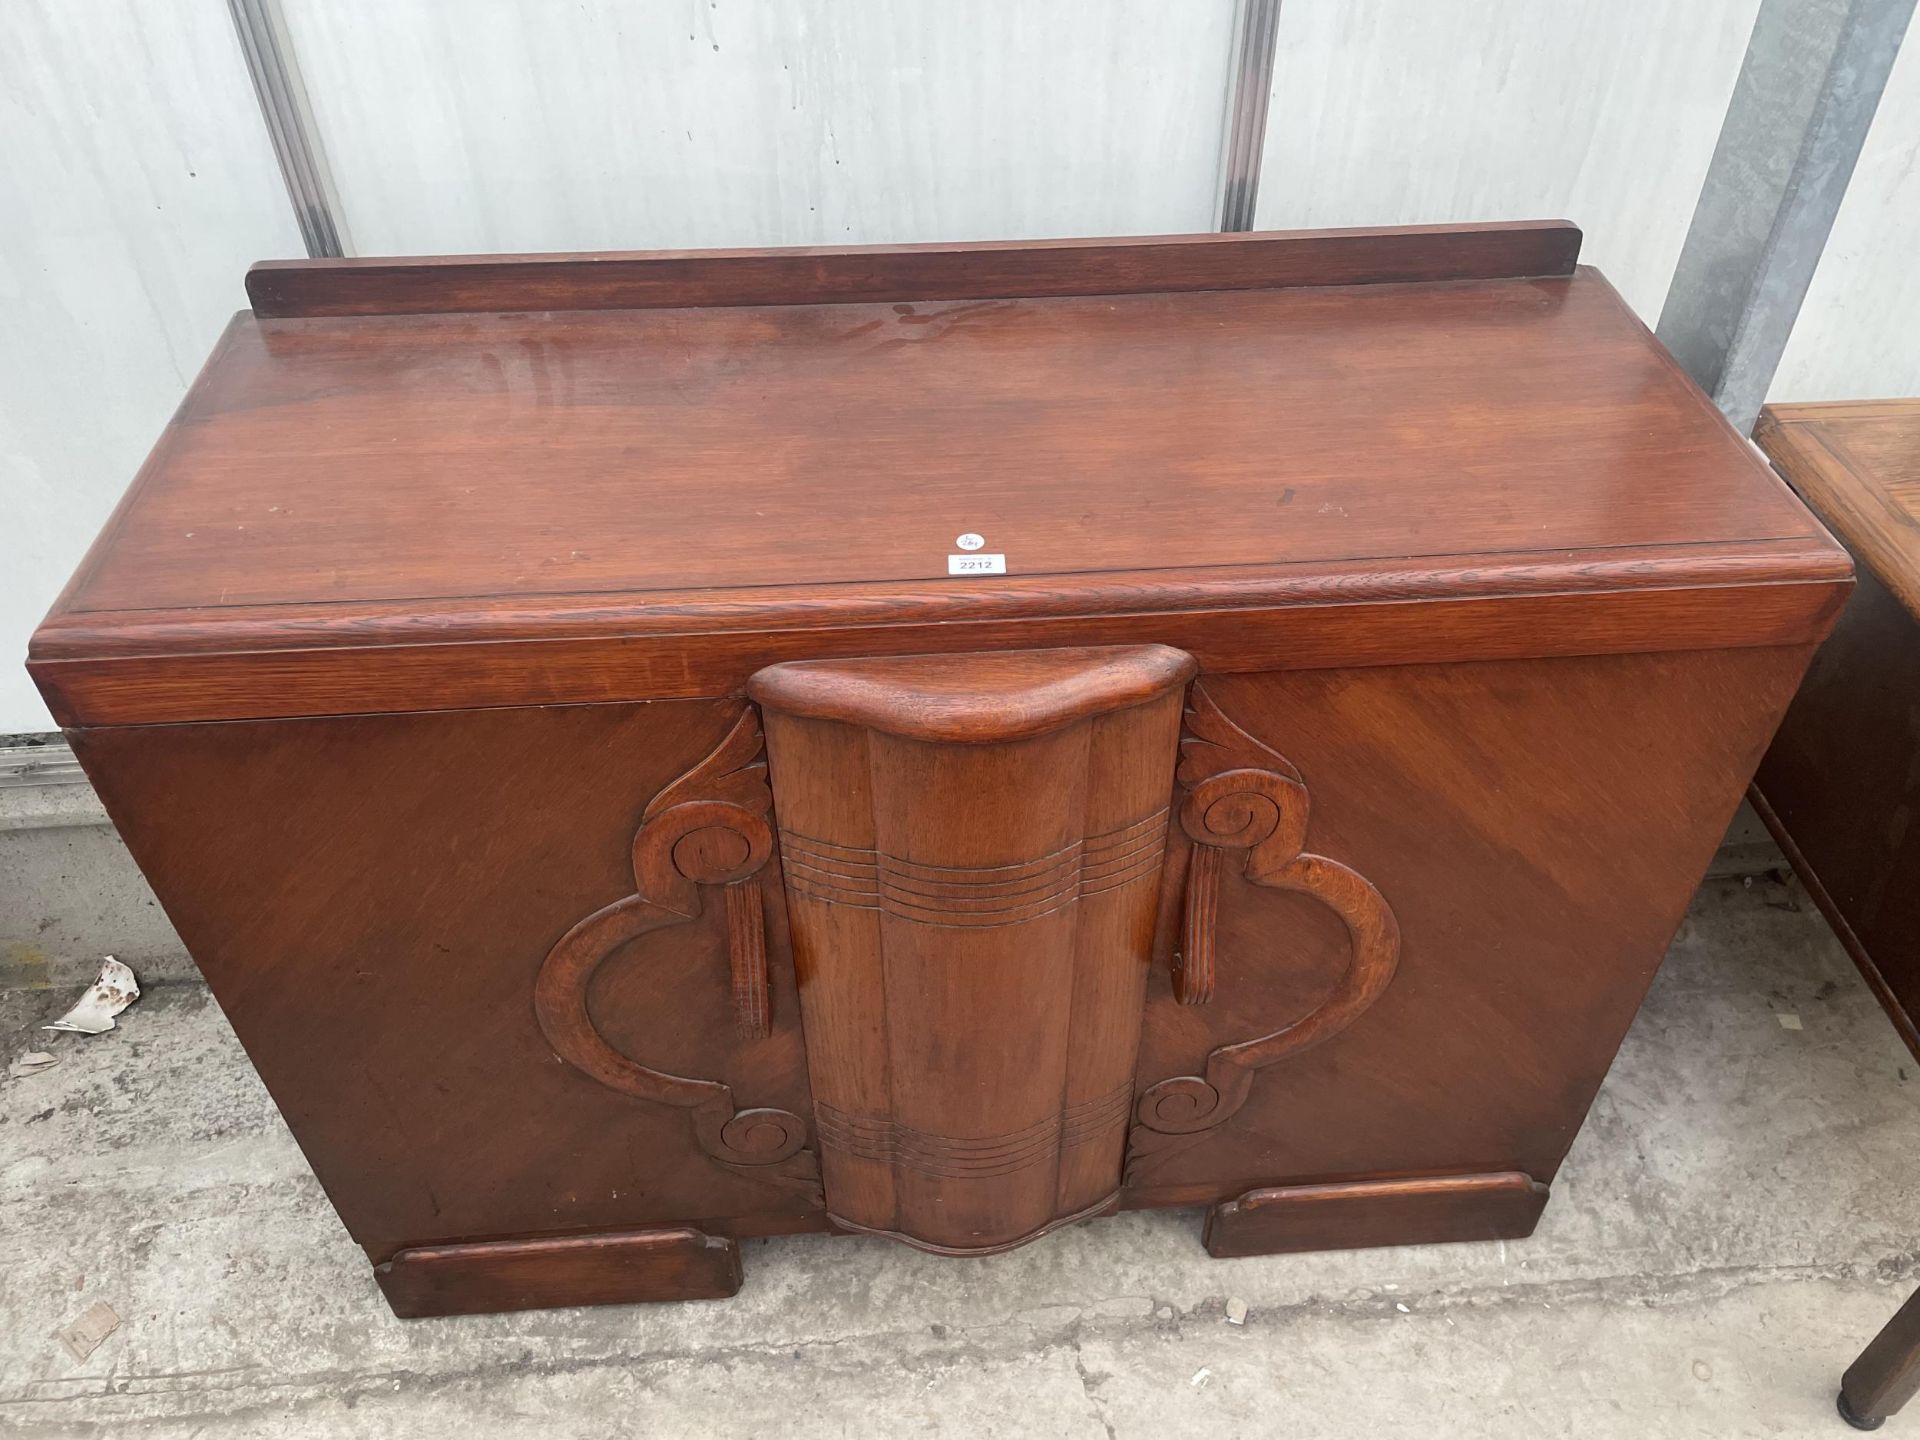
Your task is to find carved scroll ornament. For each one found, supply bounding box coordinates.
[1128,683,1402,1178]
[534,708,820,1200]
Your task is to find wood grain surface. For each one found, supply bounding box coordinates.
[375,1228,742,1318]
[1202,1172,1550,1258]
[1755,400,1920,1063]
[70,701,829,1264]
[758,646,1187,1253]
[32,230,1846,733]
[54,274,1815,617]
[1123,645,1817,1210]
[29,545,1848,727]
[244,221,1583,317]
[747,644,1194,742]
[1758,400,1920,619]
[28,231,1854,1313]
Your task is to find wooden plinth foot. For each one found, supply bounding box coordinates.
[374,1226,743,1318]
[1202,1171,1549,1259]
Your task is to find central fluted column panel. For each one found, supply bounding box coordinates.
[750,645,1193,1254]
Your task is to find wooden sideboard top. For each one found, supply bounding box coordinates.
[1756,399,1920,621]
[31,225,1850,726]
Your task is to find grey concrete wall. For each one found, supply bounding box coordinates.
[0,774,194,991]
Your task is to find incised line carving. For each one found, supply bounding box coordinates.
[777,808,1168,927]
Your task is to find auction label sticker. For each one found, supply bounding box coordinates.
[948,552,1007,576]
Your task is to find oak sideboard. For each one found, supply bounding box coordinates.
[28,223,1850,1317]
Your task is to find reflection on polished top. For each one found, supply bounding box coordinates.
[29,227,1850,731]
[59,270,1818,617]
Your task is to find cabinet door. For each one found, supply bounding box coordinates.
[1125,645,1814,1206]
[74,698,823,1262]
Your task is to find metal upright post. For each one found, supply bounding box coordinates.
[1657,0,1914,433]
[226,0,348,259]
[1216,0,1284,232]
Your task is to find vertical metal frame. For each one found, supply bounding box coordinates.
[1658,0,1915,432]
[227,0,348,258]
[1217,0,1283,232]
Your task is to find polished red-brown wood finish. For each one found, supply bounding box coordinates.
[375,1228,743,1319]
[244,221,1583,318]
[1753,401,1920,1060]
[1203,1173,1551,1259]
[1750,401,1920,1428]
[33,227,1849,1316]
[753,646,1191,1253]
[31,227,1839,724]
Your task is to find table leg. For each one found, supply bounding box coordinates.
[1841,1287,1920,1430]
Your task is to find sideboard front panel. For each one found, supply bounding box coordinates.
[68,641,1818,1277]
[71,699,824,1263]
[1125,644,1817,1206]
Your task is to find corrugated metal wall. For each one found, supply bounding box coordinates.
[280,0,1238,251]
[2,0,1915,731]
[1253,0,1764,317]
[2,1,301,733]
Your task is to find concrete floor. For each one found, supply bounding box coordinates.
[2,872,1916,1438]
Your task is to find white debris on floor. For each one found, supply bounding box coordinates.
[40,956,139,1036]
